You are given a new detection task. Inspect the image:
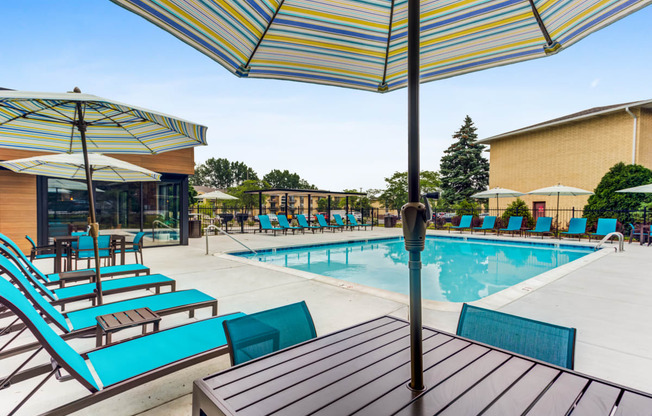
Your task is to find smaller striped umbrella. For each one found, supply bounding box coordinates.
[0,153,161,182]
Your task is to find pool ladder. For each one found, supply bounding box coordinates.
[594,232,624,252]
[204,224,257,255]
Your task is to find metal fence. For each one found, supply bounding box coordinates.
[189,206,382,235]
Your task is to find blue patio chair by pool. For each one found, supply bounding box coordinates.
[277,214,304,234]
[559,218,587,241]
[449,215,473,233]
[0,254,218,357]
[525,216,553,239]
[0,275,245,416]
[348,214,372,230]
[73,235,113,269]
[297,214,323,233]
[1,233,150,288]
[333,214,354,231]
[223,301,316,366]
[472,216,496,235]
[114,231,145,264]
[316,214,343,232]
[24,234,59,261]
[589,218,618,242]
[456,303,576,369]
[499,216,523,236]
[627,223,650,245]
[256,214,285,236]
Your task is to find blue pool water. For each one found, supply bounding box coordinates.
[237,237,593,302]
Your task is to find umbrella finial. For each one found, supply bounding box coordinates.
[73,87,81,93]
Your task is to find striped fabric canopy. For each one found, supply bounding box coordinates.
[0,153,161,182]
[0,91,207,154]
[111,0,651,93]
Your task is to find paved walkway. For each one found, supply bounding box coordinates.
[3,228,650,415]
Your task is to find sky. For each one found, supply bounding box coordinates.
[2,1,652,192]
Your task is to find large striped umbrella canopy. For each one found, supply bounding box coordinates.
[0,153,161,183]
[0,90,207,154]
[111,0,651,93]
[112,0,651,390]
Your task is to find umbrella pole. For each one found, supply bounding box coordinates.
[401,0,425,392]
[556,192,560,237]
[75,102,104,305]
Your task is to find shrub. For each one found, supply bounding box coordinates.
[502,198,534,228]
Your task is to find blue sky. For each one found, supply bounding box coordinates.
[2,1,651,191]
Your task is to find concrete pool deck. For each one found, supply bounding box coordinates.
[2,228,651,415]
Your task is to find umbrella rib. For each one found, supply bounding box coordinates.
[85,102,157,154]
[527,0,555,48]
[240,0,286,73]
[0,99,75,127]
[379,0,397,91]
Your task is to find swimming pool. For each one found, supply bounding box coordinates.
[236,236,593,302]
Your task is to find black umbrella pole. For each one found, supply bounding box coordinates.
[76,105,104,306]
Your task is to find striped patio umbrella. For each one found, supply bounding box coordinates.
[0,88,207,305]
[112,0,652,390]
[527,184,594,234]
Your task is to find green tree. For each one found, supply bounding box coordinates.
[379,171,440,210]
[317,197,328,212]
[263,169,317,189]
[188,185,198,205]
[584,163,652,225]
[439,116,489,205]
[231,161,258,186]
[192,158,258,188]
[227,179,269,210]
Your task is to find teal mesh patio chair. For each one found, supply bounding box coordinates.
[499,216,523,236]
[0,275,244,416]
[449,215,473,233]
[472,216,496,235]
[73,235,112,269]
[560,218,587,241]
[277,214,303,234]
[628,223,650,245]
[223,301,316,366]
[333,214,354,230]
[25,234,58,261]
[525,216,553,238]
[255,214,285,236]
[347,214,372,230]
[456,303,576,369]
[316,214,343,232]
[114,231,145,264]
[589,218,618,242]
[297,214,323,233]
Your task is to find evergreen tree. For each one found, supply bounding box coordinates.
[439,116,489,205]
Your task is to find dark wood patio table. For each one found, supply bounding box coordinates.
[53,234,126,273]
[193,316,652,416]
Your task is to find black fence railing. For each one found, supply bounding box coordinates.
[189,206,382,234]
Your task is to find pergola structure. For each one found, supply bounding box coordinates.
[244,188,366,223]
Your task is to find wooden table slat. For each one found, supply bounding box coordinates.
[207,316,402,388]
[216,319,412,400]
[569,381,620,416]
[352,343,490,416]
[437,357,535,416]
[272,333,454,416]
[395,350,512,416]
[313,337,472,416]
[614,391,652,416]
[482,364,560,416]
[526,372,589,416]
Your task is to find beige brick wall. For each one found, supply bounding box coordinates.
[487,111,643,211]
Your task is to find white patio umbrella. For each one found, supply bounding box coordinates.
[616,184,652,193]
[471,187,524,211]
[197,190,238,201]
[113,0,652,390]
[0,89,206,305]
[527,184,594,234]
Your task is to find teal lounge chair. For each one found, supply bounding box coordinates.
[560,218,587,241]
[0,275,245,416]
[526,216,553,238]
[316,214,343,232]
[223,301,316,366]
[0,254,218,358]
[256,214,285,236]
[297,214,323,233]
[1,233,150,288]
[449,215,473,233]
[277,214,304,234]
[347,214,372,230]
[457,303,576,369]
[499,216,523,236]
[472,216,496,234]
[589,218,618,242]
[333,214,354,230]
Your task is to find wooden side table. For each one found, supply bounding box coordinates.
[95,308,161,347]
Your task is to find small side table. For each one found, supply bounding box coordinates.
[95,308,161,347]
